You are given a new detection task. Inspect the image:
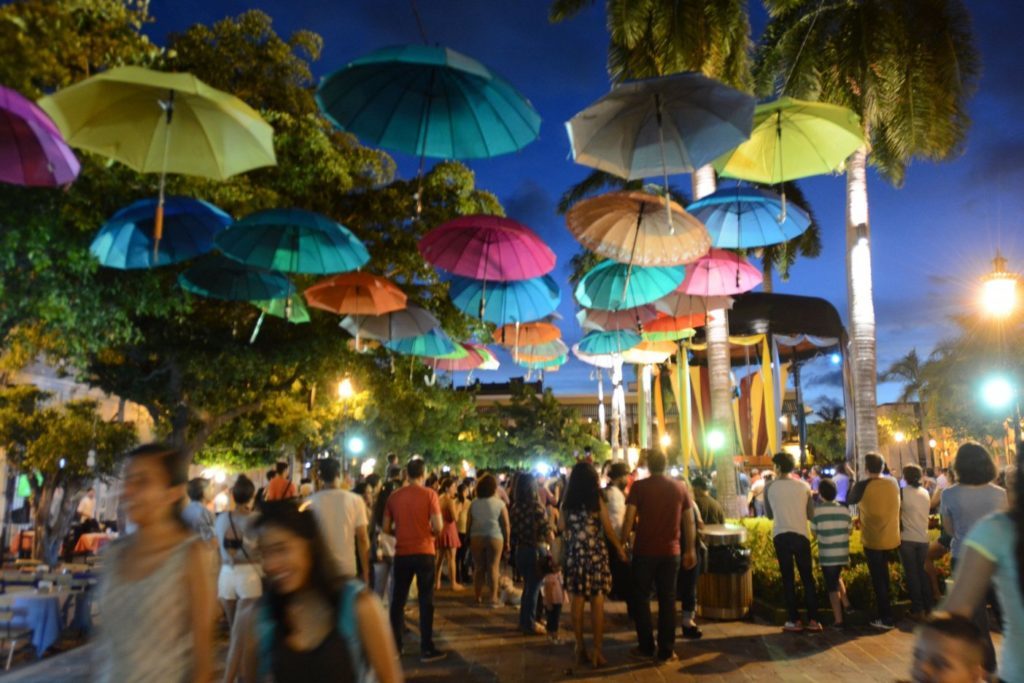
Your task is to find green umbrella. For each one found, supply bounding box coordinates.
[179,254,293,301]
[384,328,457,357]
[575,260,684,311]
[217,208,369,275]
[248,293,310,344]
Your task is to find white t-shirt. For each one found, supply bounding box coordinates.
[765,477,812,538]
[605,486,626,536]
[900,485,931,544]
[310,488,368,577]
[77,495,96,520]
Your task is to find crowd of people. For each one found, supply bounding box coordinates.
[83,439,1023,682]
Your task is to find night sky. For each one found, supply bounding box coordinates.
[149,1,1024,409]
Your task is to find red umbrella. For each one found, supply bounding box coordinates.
[419,215,555,281]
[304,272,406,315]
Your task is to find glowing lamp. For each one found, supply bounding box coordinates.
[360,458,377,477]
[982,376,1015,410]
[535,462,553,477]
[347,436,365,455]
[928,438,938,449]
[893,431,906,443]
[706,429,726,451]
[338,377,355,400]
[981,252,1019,318]
[659,433,672,448]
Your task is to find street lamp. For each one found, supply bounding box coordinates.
[981,251,1019,318]
[893,431,906,443]
[347,435,365,456]
[981,375,1021,449]
[338,377,355,400]
[706,429,726,452]
[659,433,672,449]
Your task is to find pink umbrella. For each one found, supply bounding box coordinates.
[419,215,555,281]
[0,86,79,186]
[680,248,762,296]
[424,342,486,372]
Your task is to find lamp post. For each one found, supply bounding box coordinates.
[337,377,356,475]
[979,253,1021,459]
[981,375,1021,456]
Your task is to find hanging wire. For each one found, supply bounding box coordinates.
[410,0,429,44]
[780,0,826,95]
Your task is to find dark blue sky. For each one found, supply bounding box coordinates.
[150,1,1024,408]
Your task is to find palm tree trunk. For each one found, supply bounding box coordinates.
[845,147,878,474]
[914,401,928,467]
[694,165,741,517]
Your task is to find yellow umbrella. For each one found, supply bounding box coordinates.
[39,66,276,251]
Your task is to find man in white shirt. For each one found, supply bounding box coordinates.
[605,463,629,535]
[310,458,370,583]
[76,487,96,522]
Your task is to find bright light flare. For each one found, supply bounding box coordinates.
[928,439,938,449]
[338,377,355,400]
[535,462,553,477]
[982,376,1015,410]
[360,458,377,476]
[893,431,906,443]
[706,429,726,451]
[347,436,365,455]
[981,276,1018,318]
[659,433,672,448]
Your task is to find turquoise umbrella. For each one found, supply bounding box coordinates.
[179,255,293,301]
[248,293,310,344]
[317,45,541,160]
[216,208,369,275]
[575,260,684,311]
[91,196,231,269]
[687,186,810,249]
[577,329,642,356]
[448,275,560,325]
[519,354,567,370]
[384,327,457,357]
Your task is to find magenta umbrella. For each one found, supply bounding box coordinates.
[419,215,555,281]
[0,86,79,186]
[679,248,763,296]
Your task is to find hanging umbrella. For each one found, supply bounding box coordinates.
[39,66,276,252]
[519,355,566,370]
[575,260,683,311]
[494,321,560,347]
[622,340,677,365]
[577,329,642,356]
[577,305,659,332]
[419,215,555,281]
[680,248,763,296]
[317,45,541,161]
[565,191,710,266]
[0,85,79,186]
[304,272,406,315]
[247,293,310,344]
[473,343,501,371]
[642,313,702,342]
[448,275,559,325]
[385,328,457,357]
[515,339,569,363]
[339,305,443,343]
[179,255,293,301]
[217,209,369,275]
[572,344,618,369]
[654,291,732,318]
[425,343,486,372]
[90,196,231,269]
[687,186,811,249]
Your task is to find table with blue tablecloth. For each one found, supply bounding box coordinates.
[8,594,63,657]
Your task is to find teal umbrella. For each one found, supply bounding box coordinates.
[179,255,293,301]
[384,327,457,357]
[448,275,560,325]
[577,329,642,356]
[248,293,310,344]
[216,208,369,275]
[519,354,567,370]
[317,45,541,160]
[575,260,684,311]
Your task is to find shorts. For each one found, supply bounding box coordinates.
[218,563,263,600]
[821,564,844,592]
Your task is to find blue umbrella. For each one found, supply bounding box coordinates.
[575,260,683,311]
[179,254,294,301]
[90,196,231,269]
[384,328,457,357]
[577,329,642,356]
[317,45,541,160]
[687,186,811,249]
[448,275,560,325]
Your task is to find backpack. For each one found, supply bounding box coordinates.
[256,579,375,683]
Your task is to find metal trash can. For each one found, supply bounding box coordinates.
[697,524,753,620]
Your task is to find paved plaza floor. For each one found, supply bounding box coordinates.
[2,585,943,682]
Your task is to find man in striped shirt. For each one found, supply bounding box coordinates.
[812,478,852,628]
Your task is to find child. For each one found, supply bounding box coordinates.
[539,553,565,643]
[811,478,852,627]
[911,612,987,682]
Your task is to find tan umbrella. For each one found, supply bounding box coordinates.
[654,292,732,318]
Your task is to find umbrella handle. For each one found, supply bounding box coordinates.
[152,90,175,263]
[654,94,674,235]
[249,312,266,344]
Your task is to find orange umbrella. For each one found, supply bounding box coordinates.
[622,340,677,364]
[646,312,706,333]
[304,272,406,315]
[494,321,561,346]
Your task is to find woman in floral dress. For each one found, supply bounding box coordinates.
[559,462,627,669]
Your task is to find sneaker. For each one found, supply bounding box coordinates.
[629,646,655,661]
[420,649,448,663]
[783,620,804,633]
[681,625,703,640]
[805,620,824,633]
[656,652,680,664]
[870,619,895,631]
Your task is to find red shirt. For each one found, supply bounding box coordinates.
[264,476,296,501]
[385,485,441,556]
[626,475,692,557]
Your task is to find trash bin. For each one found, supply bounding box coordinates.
[697,523,752,620]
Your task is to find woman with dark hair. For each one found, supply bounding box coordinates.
[434,477,463,591]
[95,444,216,683]
[559,462,627,668]
[933,466,1022,682]
[938,442,1007,674]
[216,474,262,682]
[511,473,552,635]
[240,501,402,682]
[455,482,473,584]
[467,474,510,607]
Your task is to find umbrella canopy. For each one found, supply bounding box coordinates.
[572,344,618,369]
[38,66,276,180]
[577,305,659,332]
[515,339,569,363]
[622,340,677,365]
[519,355,566,370]
[448,275,560,325]
[575,260,683,311]
[473,344,501,371]
[566,72,754,180]
[217,209,369,275]
[304,272,406,316]
[714,97,864,184]
[419,215,555,281]
[577,329,642,356]
[494,321,561,346]
[642,313,701,342]
[424,343,486,372]
[385,328,457,357]
[680,248,763,296]
[91,196,231,269]
[252,293,310,324]
[565,191,710,266]
[179,255,294,301]
[339,305,442,342]
[654,292,732,318]
[317,44,541,160]
[687,186,811,249]
[0,85,79,186]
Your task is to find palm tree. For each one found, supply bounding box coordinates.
[757,0,980,472]
[881,349,930,466]
[755,181,822,292]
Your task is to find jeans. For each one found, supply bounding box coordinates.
[864,548,893,623]
[390,554,436,654]
[545,604,562,635]
[899,541,932,614]
[678,545,705,613]
[631,555,681,659]
[773,533,818,623]
[515,545,542,632]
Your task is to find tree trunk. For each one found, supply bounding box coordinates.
[693,165,742,517]
[914,401,928,467]
[846,147,878,475]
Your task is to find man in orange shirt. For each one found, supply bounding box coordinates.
[263,461,296,501]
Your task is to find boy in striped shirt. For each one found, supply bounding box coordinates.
[812,478,852,628]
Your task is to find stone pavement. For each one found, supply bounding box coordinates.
[4,587,956,682]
